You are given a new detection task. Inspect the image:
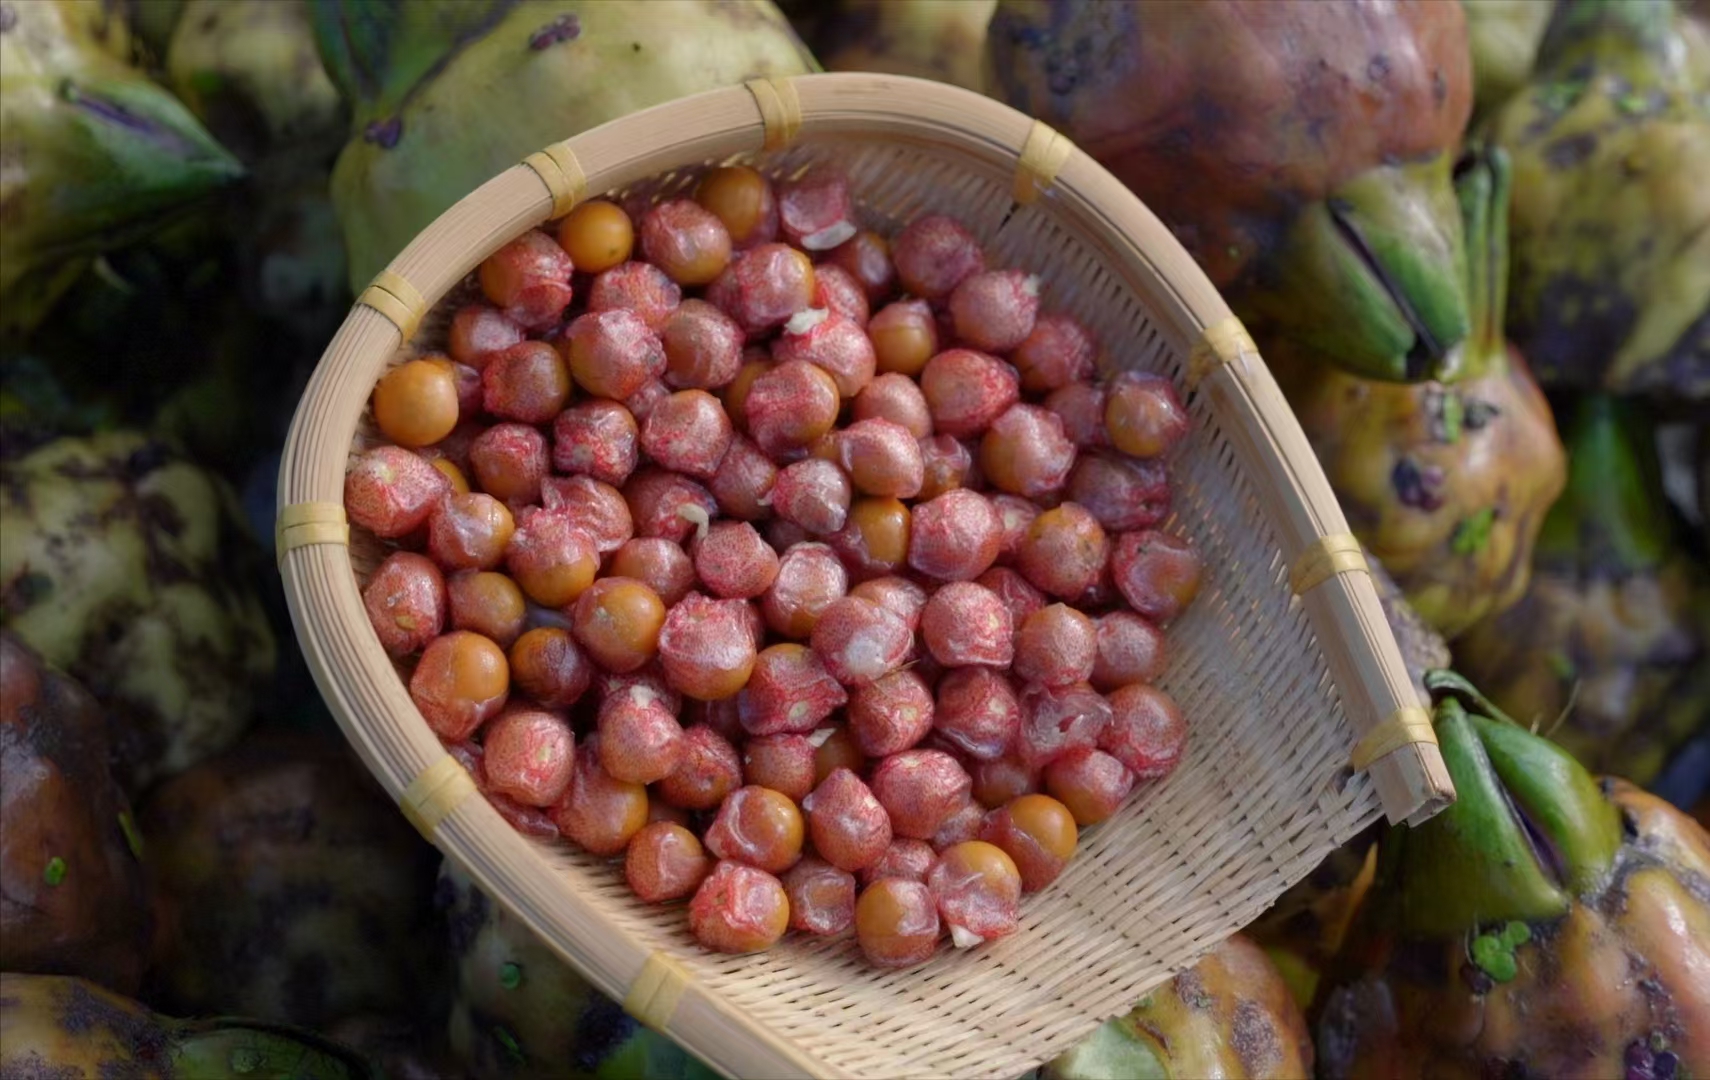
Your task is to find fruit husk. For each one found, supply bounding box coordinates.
[1461,0,1555,122]
[816,0,995,92]
[437,859,719,1080]
[1271,146,1566,638]
[0,0,243,337]
[0,631,153,996]
[1489,0,1710,400]
[0,430,277,792]
[1313,670,1710,1080]
[138,730,447,1029]
[0,972,381,1079]
[315,0,820,290]
[1454,394,1710,785]
[1042,933,1313,1079]
[984,0,1474,382]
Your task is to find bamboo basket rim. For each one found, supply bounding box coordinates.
[278,72,1454,1080]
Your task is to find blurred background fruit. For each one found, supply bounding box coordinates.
[1314,671,1710,1079]
[814,0,994,92]
[1272,147,1565,638]
[1454,395,1709,786]
[313,0,819,290]
[0,632,153,996]
[0,431,276,793]
[1460,0,1554,123]
[0,972,380,1079]
[1488,0,1710,402]
[138,730,446,1029]
[985,0,1474,383]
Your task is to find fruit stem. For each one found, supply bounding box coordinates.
[1452,147,1511,367]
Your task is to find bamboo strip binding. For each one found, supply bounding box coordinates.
[278,74,1454,1080]
[1290,533,1369,595]
[523,141,588,219]
[358,270,428,342]
[1351,706,1439,772]
[1014,120,1074,205]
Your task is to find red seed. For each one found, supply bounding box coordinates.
[448,304,526,369]
[1100,683,1187,780]
[989,495,1038,563]
[822,230,897,303]
[1065,452,1171,532]
[973,566,1047,629]
[1090,612,1166,691]
[483,708,576,806]
[810,263,870,327]
[439,358,483,417]
[362,551,445,656]
[541,476,633,555]
[409,631,509,741]
[772,308,875,399]
[1012,604,1098,688]
[948,269,1040,353]
[908,488,1003,582]
[743,358,841,457]
[778,169,857,251]
[869,298,939,378]
[626,378,671,421]
[916,435,974,502]
[970,757,1039,809]
[891,214,985,300]
[571,578,666,674]
[598,681,685,785]
[760,542,849,639]
[468,422,549,505]
[446,570,527,648]
[656,593,758,701]
[783,856,857,936]
[662,299,745,390]
[504,508,599,608]
[587,261,681,332]
[626,822,713,903]
[481,340,571,424]
[859,838,938,887]
[742,734,818,803]
[1044,382,1111,449]
[847,575,928,633]
[1016,681,1112,770]
[929,839,1021,945]
[1013,314,1097,393]
[809,596,913,688]
[1015,502,1108,600]
[919,349,1020,439]
[1110,529,1203,626]
[852,373,931,439]
[452,742,559,840]
[596,664,683,720]
[688,861,788,954]
[694,165,779,250]
[1044,747,1136,825]
[847,669,936,757]
[689,520,779,600]
[980,404,1077,500]
[803,767,892,872]
[769,458,852,536]
[740,644,849,736]
[706,243,816,335]
[980,794,1076,893]
[934,667,1023,761]
[560,309,667,401]
[478,230,574,330]
[345,445,451,538]
[765,517,812,553]
[425,419,482,475]
[871,749,972,840]
[552,399,640,486]
[930,798,987,852]
[1104,371,1191,458]
[704,785,804,874]
[836,418,925,499]
[707,434,778,521]
[640,199,733,286]
[622,467,718,544]
[920,582,1013,668]
[508,627,593,709]
[639,389,734,479]
[607,538,696,608]
[657,725,743,811]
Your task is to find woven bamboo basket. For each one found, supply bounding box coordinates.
[278,73,1454,1079]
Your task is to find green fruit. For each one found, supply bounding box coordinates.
[0,431,276,792]
[1461,0,1554,121]
[0,0,242,336]
[1489,0,1710,399]
[314,0,818,290]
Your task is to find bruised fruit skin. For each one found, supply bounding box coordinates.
[1314,672,1710,1080]
[1045,933,1314,1079]
[0,633,152,995]
[987,0,1474,383]
[141,731,444,1027]
[783,856,857,936]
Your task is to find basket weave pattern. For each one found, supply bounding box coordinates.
[281,75,1450,1080]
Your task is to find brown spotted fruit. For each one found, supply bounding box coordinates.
[1272,148,1565,638]
[0,631,152,996]
[1313,671,1710,1080]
